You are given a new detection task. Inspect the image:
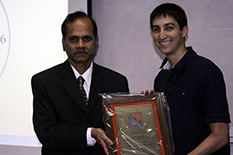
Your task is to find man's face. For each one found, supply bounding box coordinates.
[151,15,188,56]
[62,18,98,66]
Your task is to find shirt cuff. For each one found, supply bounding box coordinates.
[87,127,96,146]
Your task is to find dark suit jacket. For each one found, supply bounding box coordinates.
[31,60,129,155]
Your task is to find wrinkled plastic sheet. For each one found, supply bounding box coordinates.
[100,93,174,155]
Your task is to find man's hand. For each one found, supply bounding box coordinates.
[91,128,113,155]
[141,90,165,97]
[141,89,154,94]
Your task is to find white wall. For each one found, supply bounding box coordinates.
[92,0,233,141]
[68,0,87,14]
[0,0,68,139]
[0,0,88,147]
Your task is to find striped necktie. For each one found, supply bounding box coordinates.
[77,76,88,105]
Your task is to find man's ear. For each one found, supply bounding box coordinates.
[182,26,189,38]
[95,37,99,50]
[62,39,66,51]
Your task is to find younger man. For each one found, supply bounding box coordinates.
[150,3,230,155]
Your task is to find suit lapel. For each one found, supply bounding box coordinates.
[88,63,105,112]
[61,61,89,116]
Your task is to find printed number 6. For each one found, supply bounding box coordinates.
[1,34,6,44]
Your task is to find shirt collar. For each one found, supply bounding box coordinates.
[160,47,196,70]
[163,61,171,70]
[70,62,93,87]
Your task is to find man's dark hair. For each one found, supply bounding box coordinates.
[61,11,98,40]
[150,3,187,31]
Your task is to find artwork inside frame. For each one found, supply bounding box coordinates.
[101,93,174,155]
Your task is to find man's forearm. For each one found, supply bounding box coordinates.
[187,123,229,155]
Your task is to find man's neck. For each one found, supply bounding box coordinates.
[69,60,92,75]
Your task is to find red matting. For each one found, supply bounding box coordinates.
[110,100,166,155]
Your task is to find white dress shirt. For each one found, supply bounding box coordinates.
[71,62,96,146]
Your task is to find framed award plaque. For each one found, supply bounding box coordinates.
[101,93,174,155]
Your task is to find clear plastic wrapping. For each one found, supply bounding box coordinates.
[100,93,174,155]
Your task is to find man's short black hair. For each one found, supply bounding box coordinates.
[150,3,188,31]
[61,11,98,40]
